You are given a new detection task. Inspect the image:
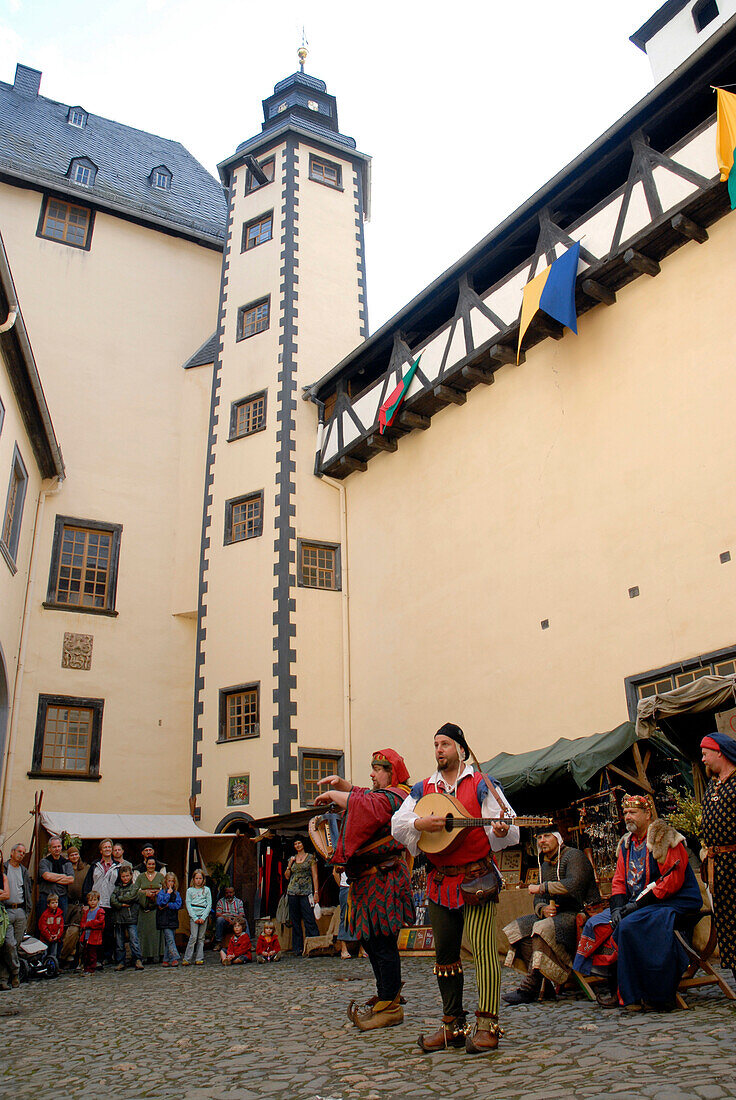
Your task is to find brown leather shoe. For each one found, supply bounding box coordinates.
[418,1016,468,1052]
[465,1012,502,1055]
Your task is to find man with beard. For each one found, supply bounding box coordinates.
[503,827,599,1004]
[314,748,415,1031]
[392,723,519,1054]
[574,794,701,1010]
[700,732,736,983]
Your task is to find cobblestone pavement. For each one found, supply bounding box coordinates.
[2,953,736,1100]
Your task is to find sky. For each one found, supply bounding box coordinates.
[0,0,659,330]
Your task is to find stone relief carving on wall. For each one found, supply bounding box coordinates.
[61,632,94,671]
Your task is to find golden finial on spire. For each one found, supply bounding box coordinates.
[298,26,309,72]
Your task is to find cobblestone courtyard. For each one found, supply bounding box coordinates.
[2,954,736,1100]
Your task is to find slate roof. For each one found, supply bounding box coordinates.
[182,331,218,369]
[0,65,227,247]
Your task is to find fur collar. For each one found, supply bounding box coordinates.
[616,818,685,863]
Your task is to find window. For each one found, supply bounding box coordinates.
[30,694,104,780]
[230,391,267,440]
[38,197,93,249]
[0,395,5,437]
[67,107,87,128]
[242,211,273,252]
[151,166,172,191]
[245,156,275,194]
[298,749,344,806]
[219,684,260,741]
[237,297,270,340]
[309,155,342,189]
[74,164,91,186]
[693,0,718,32]
[68,158,96,187]
[298,540,341,590]
[1,445,28,570]
[224,491,264,544]
[45,516,122,614]
[626,644,736,717]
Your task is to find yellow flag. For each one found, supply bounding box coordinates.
[715,88,736,183]
[517,263,551,363]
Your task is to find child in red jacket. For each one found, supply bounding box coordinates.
[38,894,65,961]
[219,919,252,965]
[80,890,105,974]
[256,921,282,962]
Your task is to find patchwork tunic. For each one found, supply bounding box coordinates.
[504,845,600,985]
[701,774,736,971]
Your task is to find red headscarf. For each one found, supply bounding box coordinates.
[372,748,410,786]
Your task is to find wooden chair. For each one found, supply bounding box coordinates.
[673,909,736,1009]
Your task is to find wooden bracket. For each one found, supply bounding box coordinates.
[433,384,467,406]
[461,364,494,385]
[399,410,431,431]
[489,343,519,365]
[624,248,660,277]
[671,213,708,244]
[582,278,616,306]
[367,433,397,453]
[338,455,367,474]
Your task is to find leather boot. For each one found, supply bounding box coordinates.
[502,967,542,1005]
[351,991,404,1031]
[417,1015,468,1052]
[465,1011,502,1054]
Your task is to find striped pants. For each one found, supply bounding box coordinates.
[428,898,501,1019]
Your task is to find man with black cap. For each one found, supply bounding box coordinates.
[502,827,599,1004]
[701,731,736,982]
[133,844,166,875]
[315,748,415,1031]
[392,723,519,1054]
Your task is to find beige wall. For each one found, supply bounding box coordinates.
[197,144,365,826]
[343,212,736,784]
[0,181,220,845]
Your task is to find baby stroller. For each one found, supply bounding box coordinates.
[17,932,59,982]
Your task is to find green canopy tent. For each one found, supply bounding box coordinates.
[481,722,689,813]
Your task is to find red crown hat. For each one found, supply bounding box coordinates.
[622,794,656,814]
[372,748,410,786]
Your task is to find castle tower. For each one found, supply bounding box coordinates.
[193,56,371,825]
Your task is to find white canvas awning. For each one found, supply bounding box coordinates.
[636,674,736,738]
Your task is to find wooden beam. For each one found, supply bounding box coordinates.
[671,212,708,244]
[582,278,616,306]
[489,342,519,365]
[624,248,660,277]
[607,762,654,793]
[631,742,651,789]
[433,384,466,406]
[533,315,565,340]
[461,364,494,385]
[367,433,397,453]
[399,410,431,431]
[338,455,367,474]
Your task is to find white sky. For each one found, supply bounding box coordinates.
[0,0,658,330]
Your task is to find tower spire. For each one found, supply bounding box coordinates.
[298,27,309,72]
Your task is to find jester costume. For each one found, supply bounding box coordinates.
[331,748,415,1026]
[700,733,736,975]
[574,799,701,1008]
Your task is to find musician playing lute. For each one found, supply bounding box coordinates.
[391,723,519,1054]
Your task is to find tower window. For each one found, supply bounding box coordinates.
[229,392,267,440]
[242,211,273,251]
[38,197,93,249]
[245,156,275,194]
[297,540,341,590]
[309,154,342,189]
[224,491,264,544]
[219,684,260,741]
[693,0,719,31]
[237,297,270,340]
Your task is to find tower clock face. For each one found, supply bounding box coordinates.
[308,100,319,111]
[277,102,287,113]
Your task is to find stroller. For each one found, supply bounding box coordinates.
[17,932,59,982]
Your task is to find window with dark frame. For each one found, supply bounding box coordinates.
[30,694,104,780]
[237,298,270,340]
[39,197,93,249]
[245,156,275,194]
[230,392,267,440]
[219,684,260,741]
[45,516,122,614]
[68,107,86,128]
[693,0,719,31]
[1,445,28,567]
[242,211,273,252]
[300,752,342,805]
[224,491,264,544]
[0,395,5,437]
[299,541,340,590]
[309,155,342,189]
[625,645,736,719]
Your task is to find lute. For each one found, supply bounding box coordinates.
[415,792,553,855]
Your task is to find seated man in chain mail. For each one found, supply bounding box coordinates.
[503,827,600,1004]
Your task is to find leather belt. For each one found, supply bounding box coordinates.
[4,903,24,909]
[702,844,736,889]
[351,856,400,881]
[433,856,494,882]
[710,843,736,855]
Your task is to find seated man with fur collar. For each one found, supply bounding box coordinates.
[574,794,701,1011]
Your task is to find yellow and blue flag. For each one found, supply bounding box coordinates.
[517,241,581,362]
[715,88,736,209]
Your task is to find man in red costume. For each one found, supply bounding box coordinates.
[314,748,415,1030]
[392,723,519,1054]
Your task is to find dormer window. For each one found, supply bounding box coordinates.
[68,157,97,187]
[693,0,718,32]
[67,106,87,128]
[150,165,172,191]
